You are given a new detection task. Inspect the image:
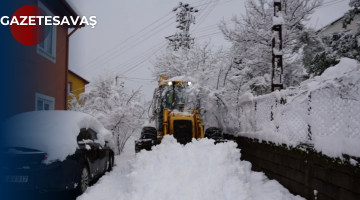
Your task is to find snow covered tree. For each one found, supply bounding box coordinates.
[220,0,323,91]
[152,42,236,130]
[343,0,360,34]
[69,74,145,154]
[298,28,360,76]
[152,0,324,132]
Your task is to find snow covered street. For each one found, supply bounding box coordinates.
[77,136,304,200]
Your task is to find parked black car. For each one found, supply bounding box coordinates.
[1,128,114,195]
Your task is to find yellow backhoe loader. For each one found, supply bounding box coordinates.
[135,75,224,153]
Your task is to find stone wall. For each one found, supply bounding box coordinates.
[224,134,360,200]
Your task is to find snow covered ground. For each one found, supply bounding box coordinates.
[77,136,304,200]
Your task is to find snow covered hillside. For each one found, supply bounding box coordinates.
[78,136,304,200]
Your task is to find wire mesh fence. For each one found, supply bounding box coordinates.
[236,85,360,146]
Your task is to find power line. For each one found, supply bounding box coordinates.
[122,77,154,80]
[114,42,167,72]
[77,11,173,71]
[192,0,223,32]
[196,31,223,39]
[120,31,227,75]
[318,0,346,8]
[195,0,221,29]
[192,22,229,34]
[107,42,166,74]
[122,45,166,74]
[84,0,229,74]
[122,77,158,85]
[78,0,223,72]
[120,32,226,75]
[193,19,231,31]
[82,17,175,74]
[84,0,238,76]
[120,45,166,75]
[97,1,221,74]
[112,41,166,71]
[83,21,175,75]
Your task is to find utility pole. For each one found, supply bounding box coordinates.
[166,2,198,51]
[271,0,284,92]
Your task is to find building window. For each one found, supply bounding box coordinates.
[37,0,57,63]
[35,93,55,111]
[68,82,72,94]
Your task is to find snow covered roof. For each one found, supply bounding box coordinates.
[317,15,344,33]
[0,111,112,163]
[69,68,90,84]
[317,14,360,34]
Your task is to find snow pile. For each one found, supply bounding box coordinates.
[78,136,304,200]
[273,11,285,25]
[234,58,360,158]
[300,57,359,93]
[0,111,112,163]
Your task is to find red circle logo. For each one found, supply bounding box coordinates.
[10,5,49,46]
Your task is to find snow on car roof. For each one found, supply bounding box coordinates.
[0,111,112,163]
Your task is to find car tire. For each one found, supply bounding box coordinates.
[77,165,90,195]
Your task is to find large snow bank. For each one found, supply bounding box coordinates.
[233,58,360,158]
[78,136,304,200]
[300,57,359,93]
[0,111,112,163]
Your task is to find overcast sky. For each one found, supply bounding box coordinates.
[67,0,351,102]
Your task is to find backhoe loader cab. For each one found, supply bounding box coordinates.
[135,76,223,153]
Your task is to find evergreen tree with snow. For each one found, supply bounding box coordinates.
[343,0,360,34]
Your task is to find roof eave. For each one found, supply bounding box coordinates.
[69,69,91,84]
[42,0,85,28]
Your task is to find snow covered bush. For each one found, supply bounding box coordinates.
[298,28,360,76]
[69,74,145,155]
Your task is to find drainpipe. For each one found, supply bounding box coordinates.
[65,25,81,110]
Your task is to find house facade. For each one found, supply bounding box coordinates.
[318,15,359,35]
[0,0,82,121]
[68,69,90,107]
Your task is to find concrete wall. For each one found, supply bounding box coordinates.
[224,134,360,200]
